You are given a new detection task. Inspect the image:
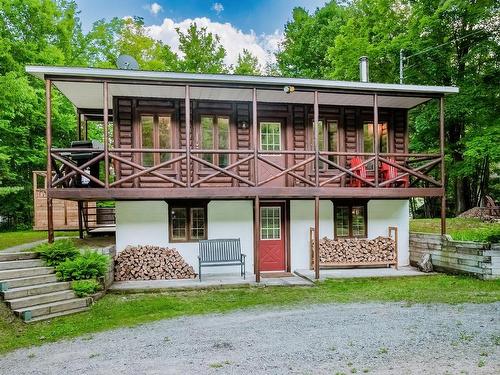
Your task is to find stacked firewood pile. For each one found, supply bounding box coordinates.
[313,236,396,264]
[114,245,197,281]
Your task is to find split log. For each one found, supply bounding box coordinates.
[312,236,396,264]
[114,245,196,281]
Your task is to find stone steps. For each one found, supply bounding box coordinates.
[0,274,58,290]
[0,266,54,280]
[27,306,90,323]
[0,252,38,261]
[6,290,76,310]
[0,259,44,271]
[0,251,91,322]
[1,281,71,300]
[14,298,90,320]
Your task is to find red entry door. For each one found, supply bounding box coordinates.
[259,203,286,272]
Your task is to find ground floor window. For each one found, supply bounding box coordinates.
[168,201,208,242]
[334,201,367,238]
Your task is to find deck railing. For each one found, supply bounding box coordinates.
[49,147,443,190]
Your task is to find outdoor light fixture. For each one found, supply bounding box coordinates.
[284,85,295,94]
[239,121,248,129]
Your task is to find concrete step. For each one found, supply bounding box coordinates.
[1,282,71,300]
[6,290,76,310]
[0,267,54,280]
[0,252,38,262]
[0,259,44,271]
[15,298,90,320]
[27,307,90,323]
[0,274,58,290]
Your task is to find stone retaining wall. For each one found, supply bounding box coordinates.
[409,233,500,279]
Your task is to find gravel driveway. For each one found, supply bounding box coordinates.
[1,302,499,375]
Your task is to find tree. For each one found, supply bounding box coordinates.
[276,2,347,78]
[0,0,84,227]
[177,23,228,73]
[233,49,261,75]
[86,16,178,71]
[404,0,500,213]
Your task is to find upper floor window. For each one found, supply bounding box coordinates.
[140,114,172,167]
[363,121,389,154]
[334,201,367,238]
[317,119,338,169]
[260,122,281,151]
[201,115,230,168]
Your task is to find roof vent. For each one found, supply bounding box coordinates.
[359,56,369,83]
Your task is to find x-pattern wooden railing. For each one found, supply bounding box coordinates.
[49,147,443,189]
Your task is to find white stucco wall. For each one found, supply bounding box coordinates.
[115,200,254,274]
[290,200,334,271]
[367,200,409,266]
[115,198,409,275]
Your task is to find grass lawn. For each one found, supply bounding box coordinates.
[410,218,500,242]
[0,231,79,250]
[1,275,499,354]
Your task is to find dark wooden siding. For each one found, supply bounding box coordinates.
[113,98,408,188]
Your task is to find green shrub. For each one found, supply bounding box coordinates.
[71,279,102,297]
[34,239,79,266]
[56,250,109,281]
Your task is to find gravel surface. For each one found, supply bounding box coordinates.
[1,302,499,375]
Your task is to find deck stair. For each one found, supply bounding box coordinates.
[0,252,91,322]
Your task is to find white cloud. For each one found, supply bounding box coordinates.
[147,2,163,15]
[146,17,284,69]
[212,2,224,15]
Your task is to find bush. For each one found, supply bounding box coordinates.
[71,279,102,297]
[56,250,109,281]
[34,239,79,266]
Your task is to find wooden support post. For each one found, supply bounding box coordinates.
[440,96,446,235]
[77,109,82,141]
[77,201,84,239]
[254,196,261,282]
[314,91,319,187]
[252,88,258,185]
[103,81,109,188]
[314,196,320,279]
[45,79,54,243]
[373,93,379,187]
[185,85,191,188]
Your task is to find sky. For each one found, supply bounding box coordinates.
[74,0,327,67]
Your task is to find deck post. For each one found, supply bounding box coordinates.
[185,85,191,187]
[45,79,54,243]
[77,201,84,239]
[84,118,88,140]
[373,93,379,187]
[77,109,82,141]
[314,196,320,279]
[314,90,319,187]
[252,88,258,185]
[254,196,261,282]
[440,96,446,235]
[103,81,109,188]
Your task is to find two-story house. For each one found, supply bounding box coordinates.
[26,63,457,281]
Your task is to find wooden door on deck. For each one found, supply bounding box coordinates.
[259,202,286,272]
[258,120,286,186]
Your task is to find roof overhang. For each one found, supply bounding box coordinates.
[26,65,459,111]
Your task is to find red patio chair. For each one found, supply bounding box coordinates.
[381,158,409,188]
[349,156,374,187]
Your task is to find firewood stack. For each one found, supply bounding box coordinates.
[114,245,197,281]
[313,236,395,264]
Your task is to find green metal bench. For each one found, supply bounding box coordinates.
[198,239,246,281]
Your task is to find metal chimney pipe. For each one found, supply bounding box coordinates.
[359,56,369,82]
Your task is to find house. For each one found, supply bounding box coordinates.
[26,61,458,281]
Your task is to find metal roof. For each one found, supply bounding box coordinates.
[26,65,459,95]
